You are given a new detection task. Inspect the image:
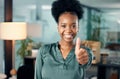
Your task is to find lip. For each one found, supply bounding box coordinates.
[64,34,73,39]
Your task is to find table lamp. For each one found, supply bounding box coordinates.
[0,22,27,76]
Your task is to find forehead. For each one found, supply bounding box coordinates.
[58,12,78,23]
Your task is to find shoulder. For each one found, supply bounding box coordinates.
[37,42,58,58]
[41,42,57,49]
[38,42,57,54]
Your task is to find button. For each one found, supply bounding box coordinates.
[63,63,67,70]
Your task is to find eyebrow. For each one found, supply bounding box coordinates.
[60,23,76,25]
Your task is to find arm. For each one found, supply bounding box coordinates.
[34,47,43,79]
[80,47,94,68]
[75,38,94,68]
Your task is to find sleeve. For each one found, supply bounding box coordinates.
[34,46,44,79]
[79,47,94,69]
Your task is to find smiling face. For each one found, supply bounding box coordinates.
[58,12,79,43]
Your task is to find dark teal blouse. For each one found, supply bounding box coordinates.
[34,42,93,79]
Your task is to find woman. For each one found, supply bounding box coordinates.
[34,0,93,79]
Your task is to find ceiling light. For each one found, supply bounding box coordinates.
[41,5,51,10]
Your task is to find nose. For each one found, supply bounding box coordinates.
[65,26,72,32]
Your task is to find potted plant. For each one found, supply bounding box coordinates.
[16,37,42,58]
[31,42,42,57]
[90,13,105,47]
[16,37,34,59]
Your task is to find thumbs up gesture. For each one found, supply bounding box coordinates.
[75,38,89,65]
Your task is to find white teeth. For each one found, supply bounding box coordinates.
[65,34,73,38]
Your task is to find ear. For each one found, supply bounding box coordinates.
[77,26,79,32]
[57,25,58,30]
[57,25,59,32]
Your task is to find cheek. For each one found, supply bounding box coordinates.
[76,26,79,32]
[72,29,78,37]
[57,26,62,35]
[73,27,78,33]
[57,26,59,32]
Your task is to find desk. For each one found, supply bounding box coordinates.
[97,64,120,79]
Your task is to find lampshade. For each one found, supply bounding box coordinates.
[0,22,27,40]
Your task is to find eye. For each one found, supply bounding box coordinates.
[61,25,66,28]
[71,24,77,28]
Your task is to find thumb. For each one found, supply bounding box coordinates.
[75,38,81,53]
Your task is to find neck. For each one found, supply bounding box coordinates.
[59,40,74,48]
[58,40,75,59]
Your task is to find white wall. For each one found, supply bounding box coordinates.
[41,9,60,43]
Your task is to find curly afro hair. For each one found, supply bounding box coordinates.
[51,0,84,23]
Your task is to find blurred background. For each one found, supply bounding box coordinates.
[0,0,120,79]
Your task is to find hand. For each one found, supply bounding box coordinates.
[75,38,89,65]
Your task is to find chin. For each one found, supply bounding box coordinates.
[64,38,74,43]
